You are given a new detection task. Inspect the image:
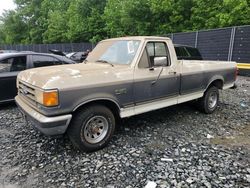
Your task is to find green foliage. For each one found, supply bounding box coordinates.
[190,0,250,30]
[0,0,249,44]
[42,11,68,43]
[66,0,106,43]
[104,0,154,37]
[0,10,28,44]
[40,0,70,43]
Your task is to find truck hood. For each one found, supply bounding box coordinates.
[18,63,133,90]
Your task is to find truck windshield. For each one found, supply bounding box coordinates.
[87,40,141,65]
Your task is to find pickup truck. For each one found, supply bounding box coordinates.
[15,36,237,152]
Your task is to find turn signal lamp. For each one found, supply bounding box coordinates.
[36,90,59,107]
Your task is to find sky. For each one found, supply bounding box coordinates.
[0,0,16,16]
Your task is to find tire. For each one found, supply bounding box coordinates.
[67,105,115,152]
[197,86,219,114]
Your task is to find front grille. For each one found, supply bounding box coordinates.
[18,81,36,103]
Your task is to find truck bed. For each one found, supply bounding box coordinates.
[179,60,236,95]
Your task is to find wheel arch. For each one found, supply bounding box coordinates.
[73,98,121,119]
[205,76,224,90]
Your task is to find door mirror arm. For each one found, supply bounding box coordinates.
[151,67,163,85]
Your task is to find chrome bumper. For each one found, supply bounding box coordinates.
[15,96,72,136]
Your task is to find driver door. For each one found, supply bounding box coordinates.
[133,41,179,109]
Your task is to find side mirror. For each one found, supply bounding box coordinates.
[154,57,167,67]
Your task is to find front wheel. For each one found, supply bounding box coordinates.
[197,86,219,114]
[67,105,115,152]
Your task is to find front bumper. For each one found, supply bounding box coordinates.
[15,96,72,136]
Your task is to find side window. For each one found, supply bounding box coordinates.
[138,49,150,68]
[0,56,26,73]
[0,58,11,73]
[175,47,189,59]
[175,47,182,58]
[10,56,27,71]
[155,43,167,56]
[183,47,192,57]
[186,47,202,59]
[33,55,56,67]
[146,43,154,57]
[146,42,170,67]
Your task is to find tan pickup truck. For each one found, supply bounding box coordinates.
[15,36,237,151]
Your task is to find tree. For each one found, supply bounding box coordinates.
[104,0,153,37]
[0,24,6,44]
[103,0,195,37]
[190,0,250,30]
[13,0,44,43]
[0,10,28,44]
[217,0,250,27]
[41,0,70,43]
[1,0,250,44]
[149,0,194,34]
[66,0,107,43]
[42,11,68,43]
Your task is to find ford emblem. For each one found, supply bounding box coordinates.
[23,87,29,95]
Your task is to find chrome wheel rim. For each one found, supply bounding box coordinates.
[83,116,109,144]
[208,92,218,109]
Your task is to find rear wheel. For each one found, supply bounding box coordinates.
[197,86,219,114]
[67,105,115,152]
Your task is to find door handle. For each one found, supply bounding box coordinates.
[169,71,177,75]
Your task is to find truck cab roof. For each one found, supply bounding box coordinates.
[102,36,171,42]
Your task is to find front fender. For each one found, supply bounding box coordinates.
[72,93,121,112]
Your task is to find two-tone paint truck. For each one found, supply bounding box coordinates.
[15,36,237,151]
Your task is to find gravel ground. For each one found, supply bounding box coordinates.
[0,76,249,188]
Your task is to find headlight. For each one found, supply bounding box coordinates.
[36,90,59,107]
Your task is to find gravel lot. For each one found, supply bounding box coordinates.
[0,76,249,188]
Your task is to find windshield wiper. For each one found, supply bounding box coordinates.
[96,59,114,67]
